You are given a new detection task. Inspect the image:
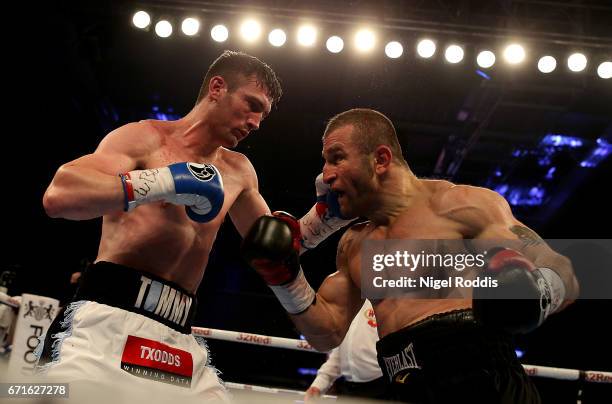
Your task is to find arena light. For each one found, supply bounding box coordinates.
[503,43,526,65]
[240,19,262,42]
[538,56,557,73]
[354,29,376,53]
[132,11,151,29]
[598,61,612,79]
[568,53,587,72]
[181,17,200,36]
[268,29,286,47]
[155,20,173,38]
[385,41,403,59]
[211,24,229,42]
[476,50,495,68]
[297,25,317,47]
[445,44,464,64]
[416,39,436,58]
[326,36,344,53]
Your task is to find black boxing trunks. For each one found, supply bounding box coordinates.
[77,261,196,332]
[376,309,540,403]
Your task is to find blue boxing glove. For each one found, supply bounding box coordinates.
[119,162,224,223]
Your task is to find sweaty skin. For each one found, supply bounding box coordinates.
[44,78,273,293]
[288,124,578,350]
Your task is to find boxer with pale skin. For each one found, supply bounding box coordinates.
[244,108,579,403]
[39,51,351,400]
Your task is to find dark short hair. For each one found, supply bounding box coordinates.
[324,108,407,167]
[196,50,282,106]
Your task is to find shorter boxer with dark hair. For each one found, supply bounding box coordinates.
[243,108,579,403]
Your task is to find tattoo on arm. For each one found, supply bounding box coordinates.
[337,230,354,262]
[510,225,544,247]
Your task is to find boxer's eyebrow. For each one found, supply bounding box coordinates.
[323,145,340,157]
[246,95,270,118]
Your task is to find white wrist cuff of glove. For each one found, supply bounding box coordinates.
[269,268,316,314]
[123,167,175,211]
[537,267,566,322]
[299,204,353,250]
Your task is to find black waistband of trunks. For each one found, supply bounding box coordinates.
[376,309,519,372]
[74,261,197,334]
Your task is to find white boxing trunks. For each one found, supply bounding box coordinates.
[36,261,229,403]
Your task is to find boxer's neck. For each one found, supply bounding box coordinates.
[368,166,428,226]
[176,103,223,158]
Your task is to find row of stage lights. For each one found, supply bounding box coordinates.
[132,11,611,79]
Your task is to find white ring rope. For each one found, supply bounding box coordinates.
[192,326,612,384]
[224,381,337,399]
[2,294,609,384]
[0,292,20,308]
[192,326,316,352]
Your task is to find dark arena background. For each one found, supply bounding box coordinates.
[4,1,612,403]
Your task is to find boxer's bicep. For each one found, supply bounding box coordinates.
[314,231,363,333]
[230,189,270,238]
[55,122,155,177]
[470,192,579,303]
[91,122,158,172]
[289,230,363,351]
[318,228,364,328]
[229,158,271,238]
[290,269,362,351]
[43,122,157,219]
[315,268,363,335]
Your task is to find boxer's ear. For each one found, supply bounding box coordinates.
[374,145,392,175]
[208,76,227,101]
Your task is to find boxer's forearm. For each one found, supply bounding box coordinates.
[506,224,580,309]
[43,164,125,220]
[289,295,348,352]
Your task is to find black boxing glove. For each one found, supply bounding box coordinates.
[473,247,566,334]
[242,212,315,314]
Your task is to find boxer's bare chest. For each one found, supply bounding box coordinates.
[344,203,471,335]
[347,205,464,282]
[98,139,247,283]
[145,141,245,209]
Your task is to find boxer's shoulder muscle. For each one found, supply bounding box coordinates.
[433,184,513,235]
[97,120,163,164]
[219,148,252,170]
[337,221,369,264]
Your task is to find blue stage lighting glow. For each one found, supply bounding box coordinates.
[298,368,318,376]
[580,138,612,168]
[476,70,491,80]
[495,184,546,206]
[540,134,584,148]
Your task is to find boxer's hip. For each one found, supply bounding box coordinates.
[35,262,228,398]
[72,261,197,333]
[376,309,540,403]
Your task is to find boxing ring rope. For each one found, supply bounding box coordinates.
[2,294,611,387]
[0,292,20,309]
[191,326,612,384]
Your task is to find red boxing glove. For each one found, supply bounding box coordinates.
[473,247,566,334]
